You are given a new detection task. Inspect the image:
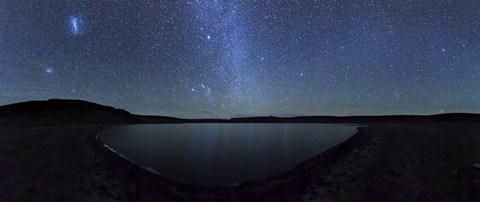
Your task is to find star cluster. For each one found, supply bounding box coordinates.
[1,0,480,118]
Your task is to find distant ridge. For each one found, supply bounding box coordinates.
[0,99,183,126]
[1,99,479,126]
[229,113,480,123]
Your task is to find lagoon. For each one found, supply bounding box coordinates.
[99,123,357,186]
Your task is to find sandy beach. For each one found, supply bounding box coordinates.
[1,123,480,201]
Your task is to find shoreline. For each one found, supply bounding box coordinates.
[87,125,374,201]
[96,130,165,177]
[2,123,480,201]
[75,123,480,201]
[93,125,364,188]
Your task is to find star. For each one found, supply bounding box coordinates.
[44,67,53,76]
[1,1,480,118]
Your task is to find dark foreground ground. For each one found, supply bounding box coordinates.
[1,123,480,201]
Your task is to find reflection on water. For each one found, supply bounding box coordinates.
[100,124,357,186]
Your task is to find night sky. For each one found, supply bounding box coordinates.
[1,1,480,118]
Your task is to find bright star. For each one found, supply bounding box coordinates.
[45,67,53,76]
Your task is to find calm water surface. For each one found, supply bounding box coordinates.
[100,124,357,186]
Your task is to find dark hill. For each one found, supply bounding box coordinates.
[0,99,182,126]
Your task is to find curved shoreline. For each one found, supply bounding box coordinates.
[96,130,165,177]
[89,125,373,201]
[94,126,366,185]
[3,123,480,201]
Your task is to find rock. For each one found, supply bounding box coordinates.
[473,163,480,169]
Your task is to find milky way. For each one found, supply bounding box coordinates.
[1,1,480,118]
